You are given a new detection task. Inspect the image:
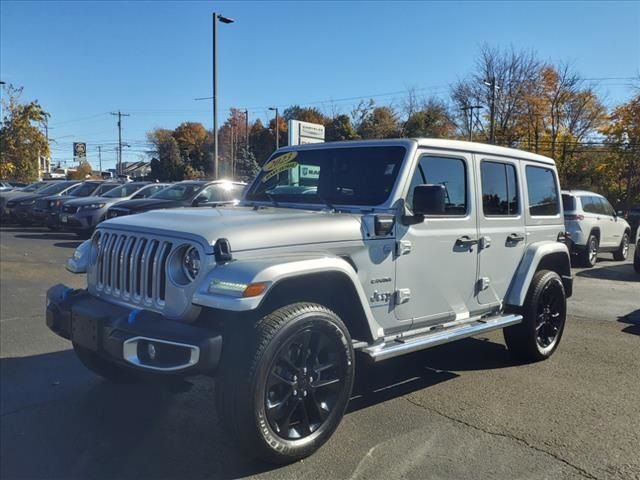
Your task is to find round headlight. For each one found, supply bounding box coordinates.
[182,246,201,282]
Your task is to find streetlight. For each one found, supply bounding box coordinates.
[484,78,500,144]
[212,12,235,180]
[269,107,279,151]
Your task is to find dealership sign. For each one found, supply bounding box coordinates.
[73,142,87,162]
[288,120,325,146]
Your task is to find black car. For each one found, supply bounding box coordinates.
[4,181,80,224]
[625,204,640,238]
[38,181,121,229]
[106,180,245,219]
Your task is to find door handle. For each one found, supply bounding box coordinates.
[507,233,525,243]
[455,236,478,247]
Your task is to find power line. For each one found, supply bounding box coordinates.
[110,111,130,176]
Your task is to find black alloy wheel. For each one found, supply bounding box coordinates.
[535,279,564,349]
[265,327,345,440]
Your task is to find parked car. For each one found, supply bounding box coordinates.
[49,139,572,464]
[1,181,65,223]
[105,180,244,219]
[6,181,81,224]
[562,190,632,267]
[59,182,169,237]
[32,181,112,228]
[44,181,121,230]
[634,228,640,273]
[625,204,640,239]
[0,181,27,192]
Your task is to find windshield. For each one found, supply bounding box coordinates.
[151,183,204,201]
[37,181,75,195]
[22,182,47,192]
[245,146,406,206]
[102,183,146,198]
[69,182,99,197]
[95,183,119,196]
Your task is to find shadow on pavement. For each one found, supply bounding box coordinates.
[15,232,80,241]
[1,337,516,479]
[618,309,640,337]
[576,263,639,282]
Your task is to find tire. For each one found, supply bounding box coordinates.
[215,303,355,464]
[634,243,640,273]
[578,234,599,267]
[504,270,567,362]
[73,342,139,383]
[613,232,630,261]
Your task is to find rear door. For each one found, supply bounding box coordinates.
[476,157,526,307]
[597,197,622,247]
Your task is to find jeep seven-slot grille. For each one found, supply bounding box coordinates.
[95,232,173,307]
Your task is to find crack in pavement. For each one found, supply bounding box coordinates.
[403,396,599,480]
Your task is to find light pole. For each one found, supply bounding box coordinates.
[484,78,500,144]
[0,81,5,121]
[269,107,279,151]
[213,12,235,179]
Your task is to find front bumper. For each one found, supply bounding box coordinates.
[60,209,103,231]
[46,284,222,376]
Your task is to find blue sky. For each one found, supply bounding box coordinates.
[1,1,639,170]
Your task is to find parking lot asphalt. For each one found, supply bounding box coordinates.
[1,225,639,480]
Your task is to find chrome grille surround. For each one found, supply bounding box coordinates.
[87,228,207,321]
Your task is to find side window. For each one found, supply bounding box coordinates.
[525,166,559,216]
[600,198,615,216]
[409,156,467,215]
[581,196,596,214]
[480,161,519,216]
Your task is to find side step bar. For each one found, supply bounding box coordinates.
[362,313,523,362]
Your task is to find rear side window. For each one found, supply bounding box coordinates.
[480,161,519,216]
[525,166,559,216]
[581,196,601,214]
[562,194,576,211]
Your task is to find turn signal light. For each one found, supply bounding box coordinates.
[242,282,268,298]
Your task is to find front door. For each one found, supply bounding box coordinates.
[394,152,478,329]
[476,157,527,306]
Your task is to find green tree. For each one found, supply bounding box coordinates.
[236,145,260,182]
[404,99,456,138]
[147,128,184,181]
[0,84,50,181]
[325,114,358,141]
[283,105,327,125]
[357,107,400,139]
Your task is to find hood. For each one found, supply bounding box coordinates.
[2,191,39,203]
[65,195,119,206]
[5,193,42,204]
[108,198,176,212]
[101,206,363,252]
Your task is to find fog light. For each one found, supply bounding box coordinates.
[147,343,157,360]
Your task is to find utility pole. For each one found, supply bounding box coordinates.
[110,111,130,175]
[269,107,279,151]
[97,146,102,176]
[245,108,249,149]
[461,105,482,142]
[212,12,235,180]
[484,78,499,144]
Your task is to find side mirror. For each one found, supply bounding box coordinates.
[413,184,446,216]
[192,196,207,206]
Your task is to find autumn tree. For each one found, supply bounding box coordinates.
[67,160,93,180]
[600,94,640,209]
[249,119,275,166]
[283,105,327,125]
[0,84,50,181]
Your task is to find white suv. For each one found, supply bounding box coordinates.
[562,190,631,267]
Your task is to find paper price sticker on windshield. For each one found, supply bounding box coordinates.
[262,152,299,182]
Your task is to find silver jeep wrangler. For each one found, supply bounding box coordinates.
[46,139,573,464]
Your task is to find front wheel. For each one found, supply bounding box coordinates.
[613,232,630,261]
[215,303,355,464]
[504,270,567,362]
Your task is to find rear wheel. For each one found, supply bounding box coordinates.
[504,270,566,361]
[578,234,599,267]
[613,232,630,261]
[73,343,139,383]
[215,303,355,464]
